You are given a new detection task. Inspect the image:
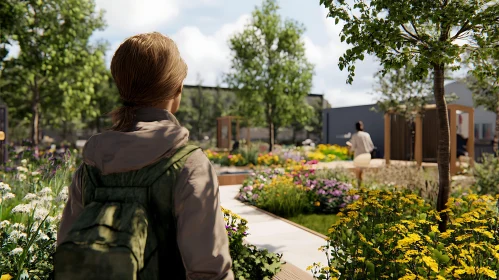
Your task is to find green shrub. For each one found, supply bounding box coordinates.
[474,153,499,195]
[255,175,311,217]
[222,208,282,279]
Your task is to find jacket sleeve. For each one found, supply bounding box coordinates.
[57,164,85,246]
[174,149,234,280]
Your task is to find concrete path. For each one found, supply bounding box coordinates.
[219,185,329,277]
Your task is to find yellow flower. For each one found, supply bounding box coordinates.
[314,201,320,207]
[422,256,439,272]
[478,267,496,278]
[1,275,13,280]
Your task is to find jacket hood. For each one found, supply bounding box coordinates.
[82,108,189,175]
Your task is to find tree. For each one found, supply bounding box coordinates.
[466,52,499,152]
[320,0,499,231]
[1,0,107,145]
[226,0,314,152]
[374,66,434,120]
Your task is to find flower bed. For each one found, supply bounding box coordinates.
[309,188,499,280]
[238,163,358,217]
[0,147,282,279]
[205,144,352,167]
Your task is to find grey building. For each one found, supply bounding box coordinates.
[323,81,495,160]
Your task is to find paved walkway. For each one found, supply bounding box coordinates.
[219,185,329,277]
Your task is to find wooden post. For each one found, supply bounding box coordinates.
[217,118,221,149]
[450,108,457,175]
[384,113,391,165]
[415,114,423,167]
[236,118,240,142]
[227,118,232,150]
[467,109,475,168]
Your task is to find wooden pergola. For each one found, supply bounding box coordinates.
[217,116,249,150]
[384,104,474,175]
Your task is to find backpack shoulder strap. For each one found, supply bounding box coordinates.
[163,145,200,171]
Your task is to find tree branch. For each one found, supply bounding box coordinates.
[401,24,421,42]
[450,21,471,41]
[410,21,421,39]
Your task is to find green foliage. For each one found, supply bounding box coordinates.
[373,65,457,120]
[226,0,314,150]
[256,177,311,217]
[176,85,237,140]
[1,0,108,143]
[0,0,24,63]
[310,189,499,279]
[474,154,499,195]
[222,208,283,279]
[287,214,339,236]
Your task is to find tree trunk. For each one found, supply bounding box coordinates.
[434,64,451,232]
[269,120,274,152]
[494,102,499,153]
[30,77,40,147]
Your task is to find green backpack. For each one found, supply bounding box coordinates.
[54,145,199,280]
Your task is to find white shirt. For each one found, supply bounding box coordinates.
[349,131,375,158]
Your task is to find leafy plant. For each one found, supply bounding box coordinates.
[474,153,499,195]
[222,208,283,279]
[310,189,499,279]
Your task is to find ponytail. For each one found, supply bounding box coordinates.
[109,104,140,132]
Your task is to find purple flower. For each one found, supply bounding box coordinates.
[340,203,346,208]
[332,190,342,197]
[252,194,259,200]
[243,185,253,192]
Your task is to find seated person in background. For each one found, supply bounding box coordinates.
[456,133,468,158]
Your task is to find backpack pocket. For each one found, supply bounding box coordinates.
[55,202,155,280]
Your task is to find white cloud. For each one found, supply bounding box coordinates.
[304,9,380,107]
[95,0,180,35]
[171,14,251,85]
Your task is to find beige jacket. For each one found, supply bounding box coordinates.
[57,107,234,280]
[349,131,374,158]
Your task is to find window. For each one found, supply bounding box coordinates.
[475,124,480,139]
[482,123,493,140]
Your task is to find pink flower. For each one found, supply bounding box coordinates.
[228,155,233,159]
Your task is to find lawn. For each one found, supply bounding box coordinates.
[287,214,339,236]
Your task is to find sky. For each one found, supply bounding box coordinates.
[89,0,382,108]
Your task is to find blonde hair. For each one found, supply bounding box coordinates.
[109,32,187,131]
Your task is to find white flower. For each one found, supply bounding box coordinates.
[18,173,27,181]
[24,193,38,201]
[17,166,28,173]
[34,208,50,220]
[31,171,41,176]
[8,230,21,241]
[21,159,28,166]
[10,247,23,256]
[39,187,52,196]
[12,223,26,231]
[12,203,34,214]
[56,186,69,203]
[0,182,11,192]
[37,233,50,241]
[2,192,15,200]
[0,220,11,229]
